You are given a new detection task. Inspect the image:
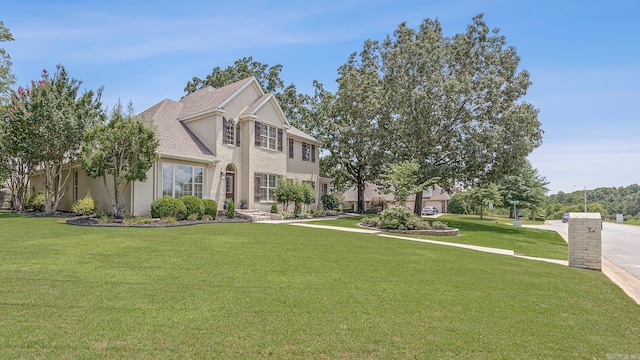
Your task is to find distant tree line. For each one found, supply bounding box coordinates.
[545,184,640,219]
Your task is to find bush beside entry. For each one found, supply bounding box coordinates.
[202,199,218,219]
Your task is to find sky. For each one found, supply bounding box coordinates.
[2,0,639,195]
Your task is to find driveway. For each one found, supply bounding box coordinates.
[530,220,640,279]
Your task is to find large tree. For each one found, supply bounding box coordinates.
[81,100,158,218]
[379,14,543,215]
[0,20,16,105]
[315,40,386,213]
[7,65,103,214]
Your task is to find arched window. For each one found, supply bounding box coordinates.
[223,117,235,145]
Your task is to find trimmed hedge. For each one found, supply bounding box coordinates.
[151,197,187,220]
[202,199,218,219]
[179,195,204,220]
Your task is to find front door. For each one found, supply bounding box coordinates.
[225,173,235,202]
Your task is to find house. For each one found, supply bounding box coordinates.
[31,77,329,216]
[404,185,452,213]
[342,183,396,212]
[342,182,451,213]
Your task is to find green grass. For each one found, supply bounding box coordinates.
[1,214,639,358]
[310,214,567,260]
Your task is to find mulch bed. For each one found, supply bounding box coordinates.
[61,213,250,227]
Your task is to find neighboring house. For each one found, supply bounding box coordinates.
[404,185,452,213]
[31,77,327,216]
[342,182,452,213]
[342,183,396,212]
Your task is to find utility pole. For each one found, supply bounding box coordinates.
[574,185,587,212]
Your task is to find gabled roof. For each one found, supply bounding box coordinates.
[138,76,317,163]
[139,99,217,162]
[342,183,396,203]
[178,77,256,119]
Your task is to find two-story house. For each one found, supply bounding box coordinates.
[41,77,328,216]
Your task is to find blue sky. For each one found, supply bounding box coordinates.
[3,0,639,194]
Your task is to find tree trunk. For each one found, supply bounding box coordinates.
[356,180,366,214]
[479,205,484,219]
[413,190,423,216]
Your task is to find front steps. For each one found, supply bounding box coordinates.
[235,209,283,222]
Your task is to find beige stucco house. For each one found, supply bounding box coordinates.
[32,77,329,216]
[343,182,451,213]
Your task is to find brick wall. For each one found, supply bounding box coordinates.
[568,213,602,270]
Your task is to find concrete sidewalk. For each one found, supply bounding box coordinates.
[290,223,563,265]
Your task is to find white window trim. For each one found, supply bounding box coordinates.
[260,124,277,150]
[162,163,205,199]
[260,173,278,202]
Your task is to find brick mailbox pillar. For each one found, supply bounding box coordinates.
[568,213,602,270]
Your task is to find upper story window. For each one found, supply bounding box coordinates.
[302,142,310,161]
[302,143,316,162]
[255,121,283,151]
[223,117,239,146]
[162,163,204,199]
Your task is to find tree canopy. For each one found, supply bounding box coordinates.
[4,65,103,213]
[0,20,15,105]
[82,100,158,218]
[377,14,542,214]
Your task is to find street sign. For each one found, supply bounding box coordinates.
[488,202,494,210]
[509,200,520,205]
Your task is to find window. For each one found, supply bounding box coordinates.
[223,117,235,145]
[261,124,277,150]
[73,171,79,201]
[162,163,204,198]
[288,138,294,159]
[321,183,328,197]
[255,121,282,151]
[302,142,310,161]
[260,173,277,202]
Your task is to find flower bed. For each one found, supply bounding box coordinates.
[359,206,459,236]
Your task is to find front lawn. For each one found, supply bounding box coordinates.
[310,214,567,260]
[1,213,638,358]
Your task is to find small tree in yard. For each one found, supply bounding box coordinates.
[81,100,158,218]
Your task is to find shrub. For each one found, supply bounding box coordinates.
[187,213,199,221]
[202,199,218,219]
[72,193,97,215]
[179,195,204,220]
[225,199,235,218]
[270,202,278,214]
[448,193,467,214]
[321,194,339,210]
[151,197,187,220]
[430,221,449,230]
[363,206,442,230]
[26,190,45,212]
[202,214,213,221]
